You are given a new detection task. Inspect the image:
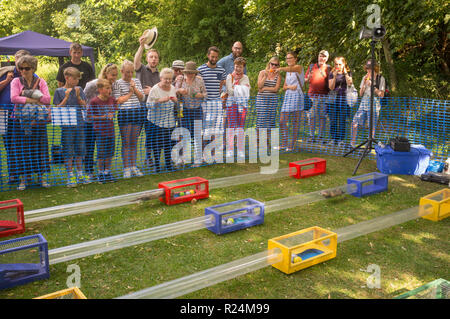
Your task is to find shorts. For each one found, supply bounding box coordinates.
[352,98,381,127]
[62,125,86,158]
[352,108,380,127]
[308,95,327,121]
[118,107,145,126]
[96,132,115,159]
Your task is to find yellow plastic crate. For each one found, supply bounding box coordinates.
[34,287,87,299]
[268,226,337,274]
[420,189,450,222]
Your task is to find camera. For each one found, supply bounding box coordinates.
[359,25,386,40]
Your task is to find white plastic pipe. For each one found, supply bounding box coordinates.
[117,248,283,299]
[25,168,290,223]
[49,215,214,265]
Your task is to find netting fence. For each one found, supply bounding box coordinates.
[0,94,448,191]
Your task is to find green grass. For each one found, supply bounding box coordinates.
[0,152,448,299]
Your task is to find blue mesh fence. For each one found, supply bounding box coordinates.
[0,94,448,191]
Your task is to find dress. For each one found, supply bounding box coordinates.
[281,71,304,112]
[256,75,279,129]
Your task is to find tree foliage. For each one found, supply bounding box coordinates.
[0,0,447,98]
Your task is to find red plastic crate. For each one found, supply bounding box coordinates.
[158,177,209,205]
[0,199,25,238]
[289,158,326,179]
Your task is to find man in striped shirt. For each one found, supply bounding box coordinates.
[197,47,227,159]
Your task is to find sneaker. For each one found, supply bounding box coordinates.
[40,180,50,188]
[77,174,92,184]
[105,173,116,183]
[131,166,143,177]
[17,182,26,191]
[67,175,77,188]
[123,168,132,178]
[97,173,106,184]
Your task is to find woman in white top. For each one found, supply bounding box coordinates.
[112,60,145,178]
[146,68,178,172]
[224,57,250,159]
[277,51,305,151]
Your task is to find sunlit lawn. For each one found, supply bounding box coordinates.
[0,151,448,299]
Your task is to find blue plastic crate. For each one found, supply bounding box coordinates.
[347,172,388,198]
[0,234,50,290]
[426,160,444,173]
[375,144,431,175]
[205,198,265,235]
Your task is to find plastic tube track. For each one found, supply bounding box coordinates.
[48,184,354,265]
[117,205,432,299]
[25,168,289,223]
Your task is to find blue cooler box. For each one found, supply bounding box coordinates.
[375,144,431,175]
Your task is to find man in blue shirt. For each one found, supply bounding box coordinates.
[0,50,31,184]
[217,41,246,76]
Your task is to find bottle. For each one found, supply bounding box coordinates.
[178,101,184,118]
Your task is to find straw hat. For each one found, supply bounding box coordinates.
[171,60,185,70]
[183,61,199,74]
[142,27,158,50]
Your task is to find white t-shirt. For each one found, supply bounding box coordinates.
[146,84,177,128]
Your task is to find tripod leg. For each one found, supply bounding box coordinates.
[343,139,369,157]
[352,142,371,175]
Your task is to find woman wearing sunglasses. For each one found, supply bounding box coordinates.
[255,56,281,150]
[10,55,51,190]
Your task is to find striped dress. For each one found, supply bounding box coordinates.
[256,75,279,129]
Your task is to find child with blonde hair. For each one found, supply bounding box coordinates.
[53,67,91,187]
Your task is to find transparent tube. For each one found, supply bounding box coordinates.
[116,248,282,299]
[336,204,433,243]
[25,169,290,223]
[115,204,432,299]
[265,184,356,214]
[48,183,355,265]
[49,215,214,265]
[209,168,289,189]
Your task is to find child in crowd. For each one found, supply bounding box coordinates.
[53,67,91,187]
[88,79,117,183]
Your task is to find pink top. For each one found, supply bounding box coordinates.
[10,77,51,105]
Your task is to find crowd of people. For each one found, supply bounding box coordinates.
[0,36,386,190]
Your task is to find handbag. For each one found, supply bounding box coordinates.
[346,84,358,107]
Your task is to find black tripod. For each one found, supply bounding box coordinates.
[343,39,378,175]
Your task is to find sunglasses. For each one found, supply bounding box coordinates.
[18,66,32,71]
[270,63,279,67]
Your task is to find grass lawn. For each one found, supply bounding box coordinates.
[0,152,448,299]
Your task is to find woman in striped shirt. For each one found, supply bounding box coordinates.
[255,56,282,149]
[112,60,145,178]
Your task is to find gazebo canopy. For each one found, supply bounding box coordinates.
[0,30,95,72]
